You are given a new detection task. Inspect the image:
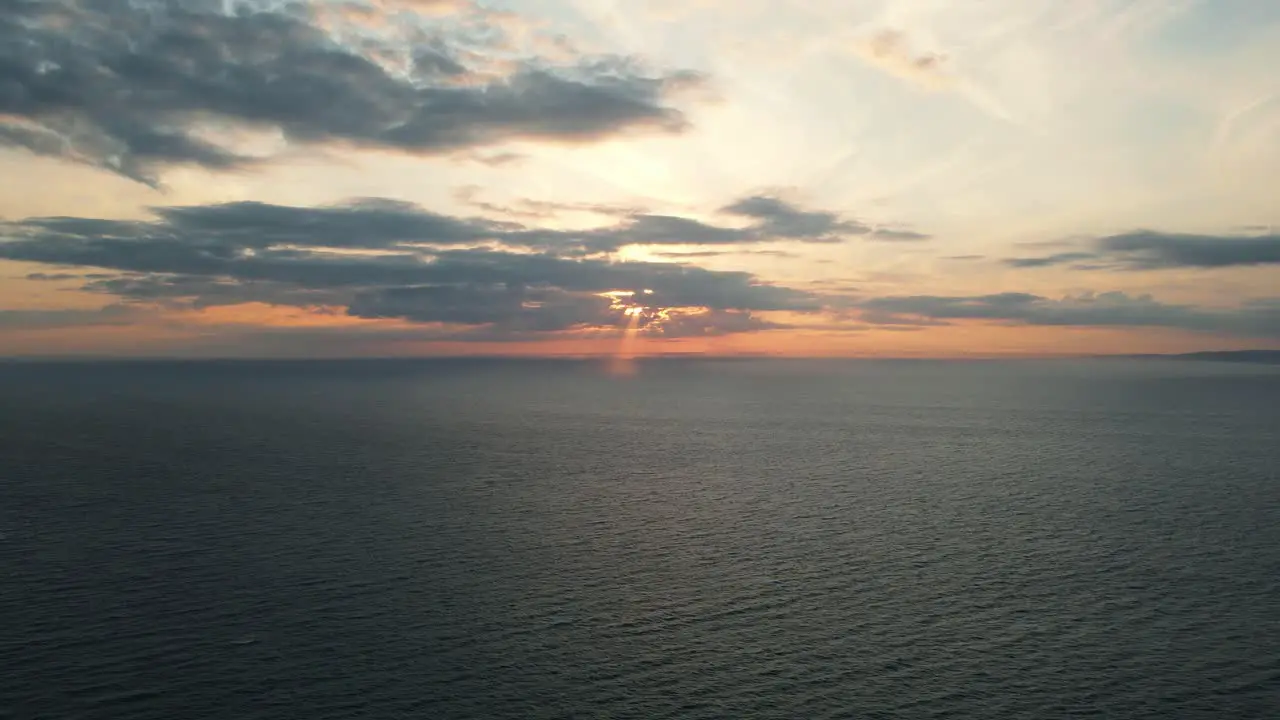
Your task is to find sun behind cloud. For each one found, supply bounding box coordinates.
[1,0,1279,356]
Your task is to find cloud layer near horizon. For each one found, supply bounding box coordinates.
[858,292,1280,338]
[2,196,854,338]
[5,198,1279,341]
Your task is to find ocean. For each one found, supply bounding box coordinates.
[2,358,1278,719]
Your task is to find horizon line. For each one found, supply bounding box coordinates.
[3,350,1278,364]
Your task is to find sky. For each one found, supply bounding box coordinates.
[2,0,1279,358]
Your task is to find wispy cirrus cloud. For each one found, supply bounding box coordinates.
[454,187,642,220]
[851,29,952,90]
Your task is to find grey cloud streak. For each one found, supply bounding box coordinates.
[721,196,866,238]
[857,292,1280,338]
[0,0,702,185]
[1098,231,1280,269]
[869,229,931,241]
[1003,252,1096,268]
[1004,230,1280,270]
[3,194,876,257]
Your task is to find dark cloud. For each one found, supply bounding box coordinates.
[1098,231,1280,269]
[531,199,879,252]
[721,196,871,238]
[1004,230,1280,270]
[0,192,917,338]
[717,196,931,242]
[870,228,931,241]
[0,225,816,310]
[2,194,872,261]
[0,198,827,337]
[148,198,503,249]
[84,275,347,310]
[0,0,702,184]
[857,291,1280,337]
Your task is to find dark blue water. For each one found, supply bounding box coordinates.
[2,358,1278,719]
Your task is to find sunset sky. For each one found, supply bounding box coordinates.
[2,0,1279,357]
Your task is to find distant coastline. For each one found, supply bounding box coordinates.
[1134,350,1280,365]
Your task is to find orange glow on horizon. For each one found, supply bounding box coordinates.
[3,299,1278,359]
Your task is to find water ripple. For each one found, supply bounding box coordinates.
[2,359,1278,719]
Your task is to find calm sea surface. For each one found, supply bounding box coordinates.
[2,358,1278,719]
